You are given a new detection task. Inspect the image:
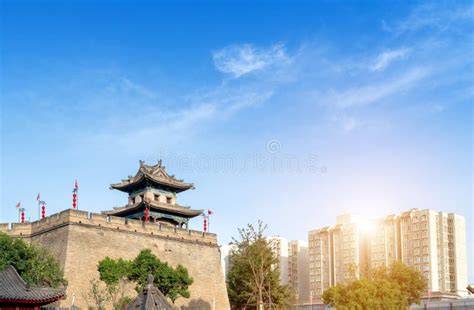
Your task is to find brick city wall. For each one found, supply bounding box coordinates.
[1,209,230,309]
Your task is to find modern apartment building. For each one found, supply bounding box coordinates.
[308,214,367,302]
[398,209,467,296]
[288,240,310,303]
[267,236,290,285]
[308,209,468,302]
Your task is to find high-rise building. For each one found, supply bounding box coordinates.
[267,236,289,285]
[288,240,310,303]
[308,214,368,302]
[308,209,468,302]
[308,227,332,301]
[397,209,467,296]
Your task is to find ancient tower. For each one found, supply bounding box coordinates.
[106,160,201,229]
[1,161,230,309]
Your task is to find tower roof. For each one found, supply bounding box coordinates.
[110,160,194,193]
[103,200,202,218]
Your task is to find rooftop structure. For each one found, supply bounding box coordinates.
[126,274,176,310]
[105,160,202,228]
[0,266,65,309]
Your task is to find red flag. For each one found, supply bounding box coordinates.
[16,201,21,209]
[208,210,213,215]
[36,193,40,201]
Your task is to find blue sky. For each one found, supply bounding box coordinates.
[1,1,472,281]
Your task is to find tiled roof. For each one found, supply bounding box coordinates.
[127,274,176,310]
[0,266,65,304]
[110,160,194,193]
[102,200,202,218]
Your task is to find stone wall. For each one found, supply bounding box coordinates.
[1,209,230,309]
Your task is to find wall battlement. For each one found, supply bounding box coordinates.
[1,208,229,309]
[0,208,217,246]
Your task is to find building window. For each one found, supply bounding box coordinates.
[166,196,172,204]
[154,194,160,201]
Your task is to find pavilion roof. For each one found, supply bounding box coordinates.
[0,266,65,305]
[111,160,194,193]
[103,200,203,218]
[126,274,177,310]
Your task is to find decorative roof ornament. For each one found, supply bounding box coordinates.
[147,274,154,285]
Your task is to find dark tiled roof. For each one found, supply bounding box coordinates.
[0,266,65,304]
[110,160,194,193]
[103,201,202,218]
[127,275,176,310]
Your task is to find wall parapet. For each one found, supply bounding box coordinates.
[0,209,217,245]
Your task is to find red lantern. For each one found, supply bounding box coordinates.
[144,207,149,223]
[203,218,207,232]
[41,205,45,219]
[21,210,25,223]
[73,192,77,209]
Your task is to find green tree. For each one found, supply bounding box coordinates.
[97,257,132,308]
[97,257,130,286]
[323,261,426,309]
[87,278,108,310]
[0,232,67,288]
[377,260,427,305]
[97,249,193,304]
[227,221,294,309]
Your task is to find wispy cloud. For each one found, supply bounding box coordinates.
[326,68,429,109]
[384,3,474,35]
[120,77,157,100]
[370,48,410,71]
[334,115,364,134]
[212,43,291,78]
[85,78,275,154]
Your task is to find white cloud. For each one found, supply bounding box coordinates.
[386,4,473,35]
[212,43,291,78]
[370,48,410,71]
[336,115,364,133]
[327,67,429,109]
[86,80,274,154]
[120,77,157,99]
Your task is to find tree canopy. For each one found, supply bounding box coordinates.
[97,249,193,303]
[323,261,427,309]
[227,221,294,309]
[0,232,67,288]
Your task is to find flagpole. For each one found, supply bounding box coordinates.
[36,193,41,220]
[73,180,79,210]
